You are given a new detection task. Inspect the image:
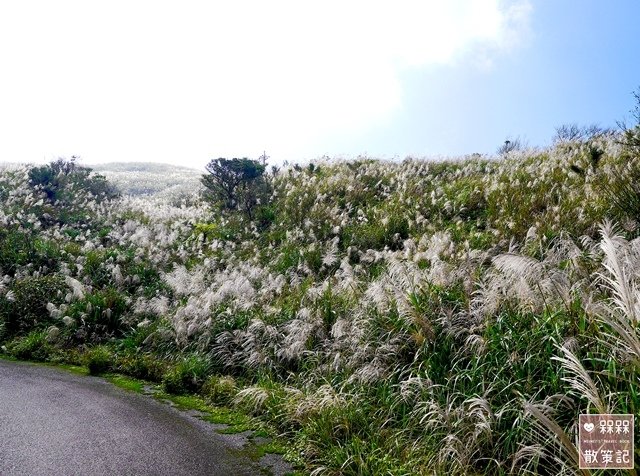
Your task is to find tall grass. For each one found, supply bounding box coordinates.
[1,133,640,473]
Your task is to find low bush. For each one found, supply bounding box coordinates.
[2,275,66,337]
[162,355,212,395]
[201,375,238,406]
[5,330,53,361]
[67,288,130,344]
[116,352,168,382]
[0,229,61,277]
[85,345,114,375]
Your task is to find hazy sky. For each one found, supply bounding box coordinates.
[0,1,638,169]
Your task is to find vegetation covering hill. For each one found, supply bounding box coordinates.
[91,161,202,198]
[1,118,639,474]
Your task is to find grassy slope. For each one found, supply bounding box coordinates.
[91,161,202,197]
[1,136,639,474]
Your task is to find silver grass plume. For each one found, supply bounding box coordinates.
[522,397,589,476]
[64,276,86,301]
[593,223,640,367]
[596,222,640,323]
[551,345,609,414]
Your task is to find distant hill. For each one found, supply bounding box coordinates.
[91,162,203,197]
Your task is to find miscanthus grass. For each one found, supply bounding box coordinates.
[1,131,639,474]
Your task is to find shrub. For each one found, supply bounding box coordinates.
[202,375,238,406]
[67,288,130,344]
[6,330,52,361]
[28,157,119,205]
[116,352,168,382]
[85,346,114,375]
[2,275,66,337]
[0,229,60,277]
[162,355,212,395]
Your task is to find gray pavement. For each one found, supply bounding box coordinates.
[0,359,269,476]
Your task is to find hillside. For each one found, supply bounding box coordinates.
[1,130,639,474]
[91,162,202,198]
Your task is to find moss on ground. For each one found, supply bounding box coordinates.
[105,374,146,393]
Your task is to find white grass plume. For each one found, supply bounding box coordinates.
[593,223,640,367]
[597,222,640,323]
[551,345,609,414]
[64,276,86,301]
[523,397,590,476]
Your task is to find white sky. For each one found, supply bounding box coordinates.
[0,1,531,168]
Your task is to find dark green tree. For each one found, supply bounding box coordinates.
[28,156,119,203]
[27,157,119,228]
[201,157,270,221]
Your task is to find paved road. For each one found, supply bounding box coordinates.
[0,359,267,476]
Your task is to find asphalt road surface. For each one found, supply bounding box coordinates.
[0,359,272,476]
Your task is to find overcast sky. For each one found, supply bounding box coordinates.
[0,1,638,169]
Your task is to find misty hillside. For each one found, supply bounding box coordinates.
[92,162,203,198]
